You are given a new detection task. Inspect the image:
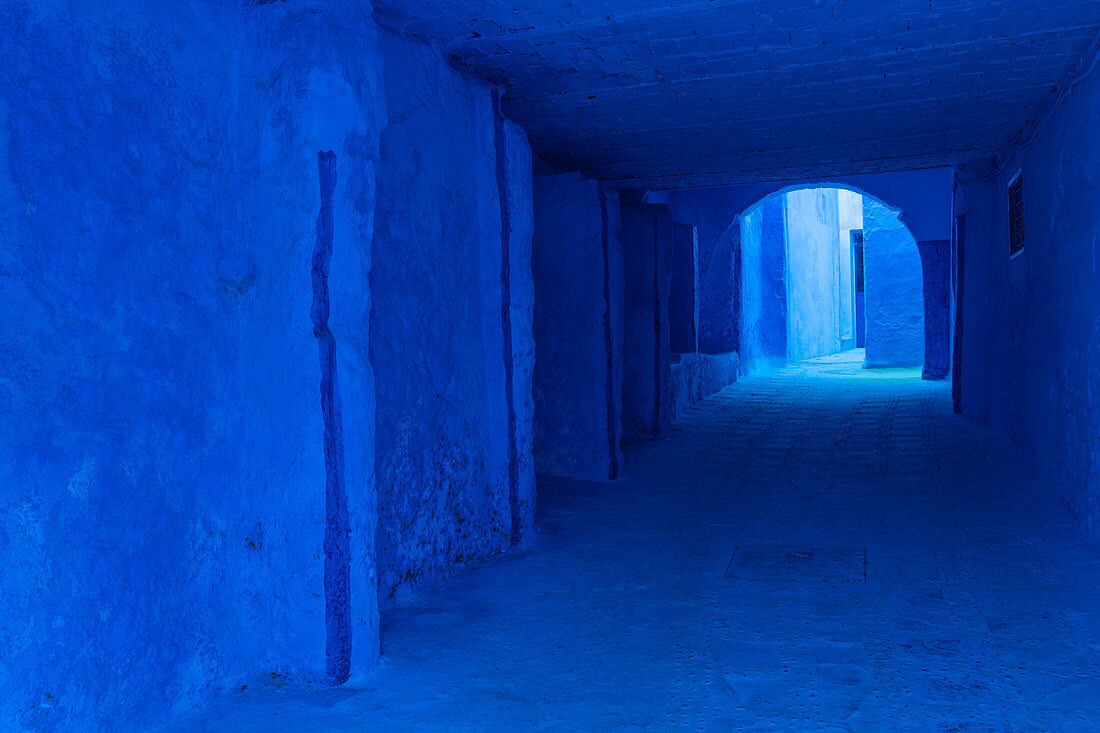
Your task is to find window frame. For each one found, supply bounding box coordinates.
[1008,169,1025,259]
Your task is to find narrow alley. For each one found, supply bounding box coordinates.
[178,352,1100,731]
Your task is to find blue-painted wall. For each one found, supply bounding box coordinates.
[959,48,1100,534]
[863,199,925,367]
[837,190,863,351]
[759,197,789,365]
[645,189,740,355]
[670,223,699,354]
[784,188,842,362]
[622,202,674,436]
[372,30,535,606]
[532,174,625,481]
[0,1,535,728]
[739,203,766,368]
[739,196,787,371]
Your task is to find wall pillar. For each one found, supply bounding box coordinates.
[918,239,952,380]
[698,218,740,355]
[670,222,699,354]
[622,202,673,437]
[531,174,624,480]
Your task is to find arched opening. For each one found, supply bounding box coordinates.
[729,185,928,376]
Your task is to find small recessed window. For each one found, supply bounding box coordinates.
[1008,171,1025,258]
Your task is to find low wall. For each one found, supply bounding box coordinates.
[668,352,741,423]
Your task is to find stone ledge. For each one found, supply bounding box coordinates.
[669,351,740,423]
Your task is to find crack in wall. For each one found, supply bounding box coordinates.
[313,151,351,682]
[652,213,662,432]
[599,186,620,480]
[492,90,521,544]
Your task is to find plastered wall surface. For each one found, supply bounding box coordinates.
[837,190,863,348]
[0,0,389,726]
[863,199,925,368]
[964,58,1100,534]
[784,188,842,362]
[2,4,255,727]
[532,173,624,481]
[622,202,674,437]
[670,223,699,354]
[0,1,535,728]
[501,121,537,543]
[372,30,533,605]
[739,196,787,372]
[668,352,741,423]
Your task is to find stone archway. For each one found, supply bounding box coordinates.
[649,170,954,380]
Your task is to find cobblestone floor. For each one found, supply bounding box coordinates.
[175,351,1100,731]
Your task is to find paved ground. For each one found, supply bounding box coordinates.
[173,351,1100,731]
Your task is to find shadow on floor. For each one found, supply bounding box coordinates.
[170,356,1100,731]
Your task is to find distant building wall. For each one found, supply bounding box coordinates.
[784,188,842,362]
[837,190,864,350]
[863,199,925,367]
[739,196,787,371]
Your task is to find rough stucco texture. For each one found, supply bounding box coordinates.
[739,195,789,372]
[622,202,674,437]
[245,0,390,688]
[532,173,623,481]
[0,0,538,727]
[668,352,741,423]
[372,30,532,605]
[919,239,953,380]
[670,223,699,354]
[0,0,388,728]
[863,199,925,368]
[968,59,1100,535]
[502,120,537,542]
[645,189,741,355]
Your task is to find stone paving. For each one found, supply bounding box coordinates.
[175,351,1100,731]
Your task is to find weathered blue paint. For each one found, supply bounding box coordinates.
[918,240,953,380]
[622,202,674,437]
[959,39,1100,536]
[784,188,843,362]
[837,190,863,351]
[601,186,625,480]
[652,169,954,373]
[491,90,522,544]
[667,352,741,423]
[670,223,700,354]
[738,203,766,369]
[759,197,790,366]
[9,0,1100,729]
[532,173,624,481]
[863,199,926,368]
[313,151,351,683]
[738,195,787,372]
[372,28,532,606]
[0,1,536,727]
[501,118,537,545]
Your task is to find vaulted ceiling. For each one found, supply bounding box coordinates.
[374,0,1100,188]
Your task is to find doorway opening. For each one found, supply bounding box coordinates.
[738,187,925,373]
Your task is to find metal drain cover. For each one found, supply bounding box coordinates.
[725,545,867,583]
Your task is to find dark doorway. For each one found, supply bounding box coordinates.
[852,230,866,348]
